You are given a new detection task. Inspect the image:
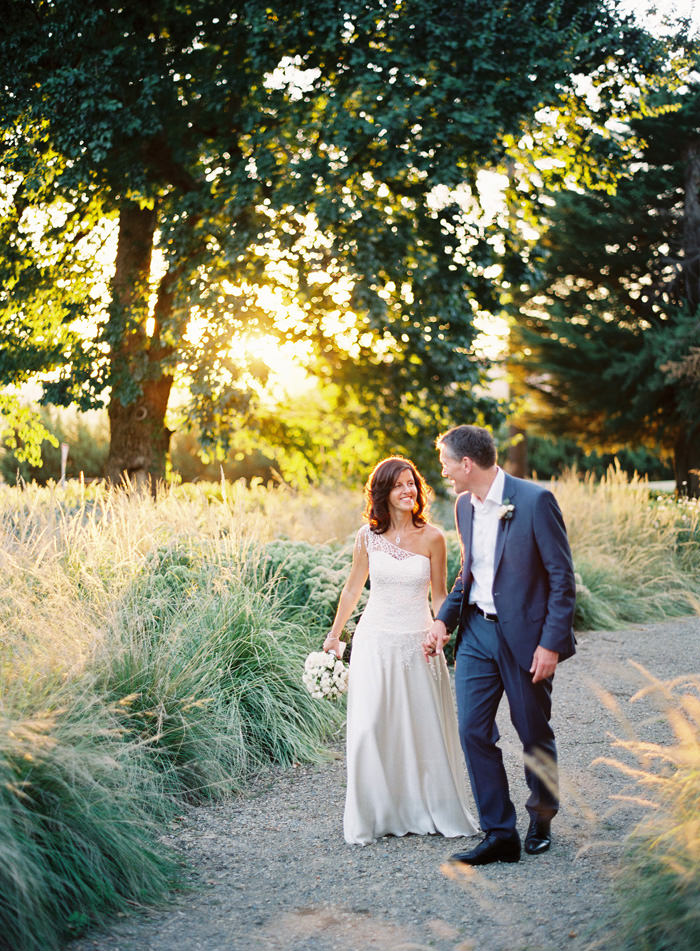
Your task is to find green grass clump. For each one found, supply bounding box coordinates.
[0,699,176,951]
[97,537,341,798]
[0,484,346,948]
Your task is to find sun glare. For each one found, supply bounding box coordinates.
[243,333,313,396]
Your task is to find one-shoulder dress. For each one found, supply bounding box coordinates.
[343,525,479,845]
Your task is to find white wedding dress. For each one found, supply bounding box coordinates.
[343,525,479,845]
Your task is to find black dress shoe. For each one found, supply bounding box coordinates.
[524,817,551,855]
[450,831,521,866]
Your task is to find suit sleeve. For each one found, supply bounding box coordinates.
[534,490,577,654]
[436,501,465,632]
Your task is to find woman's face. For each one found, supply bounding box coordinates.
[387,468,418,515]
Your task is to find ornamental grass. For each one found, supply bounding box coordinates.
[0,470,698,949]
[596,668,700,951]
[0,482,344,949]
[548,467,700,629]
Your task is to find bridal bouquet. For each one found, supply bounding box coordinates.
[302,650,349,700]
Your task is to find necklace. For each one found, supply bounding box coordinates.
[395,532,401,545]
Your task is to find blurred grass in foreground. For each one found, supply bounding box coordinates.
[0,469,698,949]
[595,668,700,951]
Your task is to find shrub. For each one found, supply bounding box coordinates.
[94,536,343,798]
[0,407,109,484]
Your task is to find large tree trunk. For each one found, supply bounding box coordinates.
[683,140,700,314]
[505,424,528,478]
[670,142,700,499]
[105,203,173,488]
[673,424,700,498]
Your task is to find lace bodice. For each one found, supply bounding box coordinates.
[353,525,433,663]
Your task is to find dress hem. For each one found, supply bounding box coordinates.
[344,826,480,847]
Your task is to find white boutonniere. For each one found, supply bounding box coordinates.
[498,499,515,522]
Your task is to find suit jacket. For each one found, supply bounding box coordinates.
[437,473,577,670]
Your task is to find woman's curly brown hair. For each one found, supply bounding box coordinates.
[363,457,431,535]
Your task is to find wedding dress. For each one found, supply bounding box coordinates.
[343,525,479,845]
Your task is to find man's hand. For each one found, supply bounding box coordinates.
[530,645,558,683]
[423,619,450,661]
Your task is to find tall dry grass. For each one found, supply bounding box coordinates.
[0,480,347,949]
[0,470,698,949]
[552,468,700,629]
[595,668,700,951]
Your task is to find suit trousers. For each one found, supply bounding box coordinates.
[454,610,559,836]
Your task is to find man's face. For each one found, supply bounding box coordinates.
[438,443,472,495]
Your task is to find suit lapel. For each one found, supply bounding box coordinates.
[493,473,517,576]
[456,492,473,585]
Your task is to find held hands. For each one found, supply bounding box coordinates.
[323,633,346,659]
[422,619,450,662]
[530,645,559,683]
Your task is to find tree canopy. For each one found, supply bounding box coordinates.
[0,0,660,483]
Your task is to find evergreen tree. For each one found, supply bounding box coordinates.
[512,79,700,495]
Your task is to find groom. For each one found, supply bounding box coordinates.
[424,425,576,865]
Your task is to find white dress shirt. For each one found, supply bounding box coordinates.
[468,466,505,615]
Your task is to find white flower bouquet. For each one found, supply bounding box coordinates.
[302,650,349,700]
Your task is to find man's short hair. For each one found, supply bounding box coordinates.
[437,425,497,469]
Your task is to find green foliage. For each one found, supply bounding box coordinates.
[0,392,57,468]
[0,405,108,484]
[0,701,177,951]
[526,434,673,481]
[0,1,663,480]
[511,76,700,494]
[0,484,346,949]
[617,845,700,951]
[94,538,340,796]
[261,538,359,630]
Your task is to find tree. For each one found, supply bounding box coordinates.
[0,392,57,469]
[510,73,700,496]
[0,0,656,485]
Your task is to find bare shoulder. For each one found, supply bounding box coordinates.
[423,522,445,540]
[422,523,446,549]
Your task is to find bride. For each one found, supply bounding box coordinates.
[324,456,479,845]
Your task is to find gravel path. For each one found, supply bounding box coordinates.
[71,616,700,951]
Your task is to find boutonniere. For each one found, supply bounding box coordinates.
[498,499,515,523]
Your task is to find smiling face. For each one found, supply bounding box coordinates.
[388,468,418,516]
[364,456,429,534]
[438,443,472,495]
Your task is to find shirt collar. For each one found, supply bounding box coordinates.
[471,466,505,508]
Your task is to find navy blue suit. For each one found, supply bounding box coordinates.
[437,473,576,835]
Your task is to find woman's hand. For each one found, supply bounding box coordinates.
[323,634,346,658]
[422,619,449,661]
